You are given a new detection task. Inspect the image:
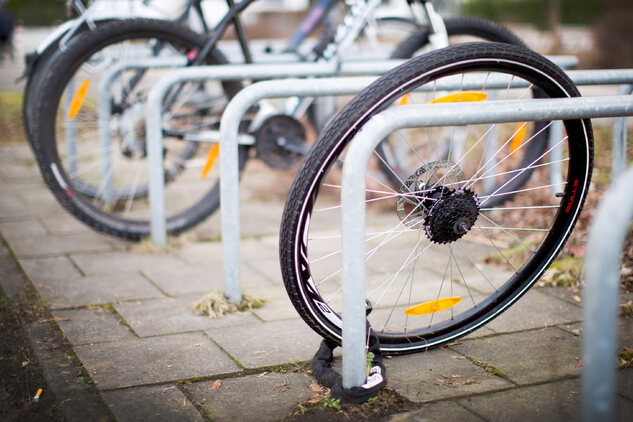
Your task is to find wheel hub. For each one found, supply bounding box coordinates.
[425,189,479,244]
[255,114,307,169]
[395,160,479,243]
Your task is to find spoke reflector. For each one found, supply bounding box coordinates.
[201,143,220,178]
[509,122,527,153]
[405,297,462,315]
[68,79,91,120]
[429,91,487,104]
[397,94,411,106]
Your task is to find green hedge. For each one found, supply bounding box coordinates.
[6,0,66,26]
[462,0,604,28]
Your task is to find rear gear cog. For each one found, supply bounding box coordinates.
[396,160,465,229]
[425,189,480,244]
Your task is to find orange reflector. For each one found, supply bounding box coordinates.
[509,122,527,153]
[405,297,462,316]
[201,143,220,178]
[397,94,411,106]
[68,79,91,120]
[429,91,487,104]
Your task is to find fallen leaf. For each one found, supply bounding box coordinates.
[256,372,268,378]
[573,295,582,303]
[306,397,321,404]
[21,361,29,367]
[309,382,323,393]
[54,316,70,321]
[575,359,583,369]
[209,380,222,390]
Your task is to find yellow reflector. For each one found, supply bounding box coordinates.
[405,297,462,316]
[68,79,91,120]
[429,91,487,104]
[397,94,411,106]
[201,143,220,178]
[509,122,527,153]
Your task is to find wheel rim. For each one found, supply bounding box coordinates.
[286,52,591,353]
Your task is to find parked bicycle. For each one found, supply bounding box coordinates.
[27,0,532,240]
[280,42,593,354]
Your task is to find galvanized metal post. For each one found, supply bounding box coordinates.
[582,165,633,422]
[612,85,632,180]
[341,95,633,388]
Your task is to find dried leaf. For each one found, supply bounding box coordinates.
[309,382,323,393]
[54,316,70,321]
[575,359,583,369]
[306,397,321,404]
[256,372,268,378]
[209,380,222,390]
[573,295,582,303]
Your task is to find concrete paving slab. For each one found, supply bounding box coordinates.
[101,384,203,422]
[141,262,273,297]
[0,239,28,299]
[457,377,633,421]
[486,289,582,334]
[33,273,165,309]
[71,251,187,276]
[388,400,485,421]
[113,296,261,337]
[52,307,135,345]
[206,318,322,369]
[251,296,301,322]
[618,367,633,402]
[245,256,284,285]
[184,372,313,422]
[385,348,512,403]
[8,233,114,257]
[175,242,224,266]
[20,255,84,282]
[39,213,96,235]
[451,327,582,385]
[75,332,240,390]
[0,218,47,238]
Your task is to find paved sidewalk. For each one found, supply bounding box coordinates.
[1,141,633,421]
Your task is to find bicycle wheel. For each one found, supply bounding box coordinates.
[31,19,246,240]
[22,20,117,144]
[280,43,593,354]
[386,16,545,207]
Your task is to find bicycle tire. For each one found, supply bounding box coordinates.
[22,20,116,144]
[387,16,546,207]
[280,43,593,354]
[31,19,247,240]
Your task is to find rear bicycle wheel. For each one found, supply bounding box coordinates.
[384,16,546,207]
[31,19,247,240]
[280,43,593,354]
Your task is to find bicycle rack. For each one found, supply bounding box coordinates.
[90,55,577,206]
[582,165,633,422]
[208,68,633,301]
[340,94,633,398]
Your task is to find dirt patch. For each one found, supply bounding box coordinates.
[286,388,414,421]
[0,285,63,420]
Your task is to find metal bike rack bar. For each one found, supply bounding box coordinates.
[144,67,633,303]
[97,57,188,204]
[612,85,633,179]
[582,165,633,422]
[212,69,633,302]
[340,95,633,388]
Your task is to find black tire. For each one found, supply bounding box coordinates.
[385,16,546,207]
[22,20,117,145]
[280,43,593,354]
[31,19,247,240]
